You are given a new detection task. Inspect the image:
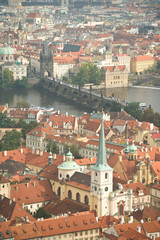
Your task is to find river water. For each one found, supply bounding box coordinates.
[0,86,160,116]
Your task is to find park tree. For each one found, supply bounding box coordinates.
[0,68,14,89]
[33,208,51,219]
[88,62,101,85]
[46,139,59,154]
[73,62,101,87]
[124,102,142,120]
[0,129,21,151]
[140,108,160,128]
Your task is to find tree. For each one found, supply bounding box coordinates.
[33,208,51,219]
[0,113,16,128]
[140,108,160,128]
[73,64,89,86]
[14,77,29,89]
[110,102,122,112]
[73,63,101,87]
[124,102,142,120]
[88,62,101,85]
[46,139,59,154]
[63,143,82,159]
[21,121,38,139]
[0,68,14,89]
[0,129,21,151]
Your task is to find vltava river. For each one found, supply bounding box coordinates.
[0,86,160,115]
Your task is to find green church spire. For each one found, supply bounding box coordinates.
[92,114,112,171]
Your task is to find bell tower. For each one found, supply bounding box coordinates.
[90,114,113,217]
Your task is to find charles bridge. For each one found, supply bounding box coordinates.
[41,77,127,111]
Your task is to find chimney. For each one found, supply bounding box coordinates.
[90,157,93,162]
[141,147,143,152]
[150,147,152,151]
[140,219,144,223]
[36,149,39,155]
[130,216,133,223]
[10,200,12,205]
[54,154,56,159]
[26,182,29,188]
[120,216,124,224]
[20,148,23,154]
[13,198,15,202]
[33,181,36,187]
[119,155,122,162]
[40,151,43,156]
[137,226,141,233]
[32,148,35,154]
[4,151,7,156]
[66,112,68,117]
[150,123,153,131]
[22,202,24,208]
[63,155,65,161]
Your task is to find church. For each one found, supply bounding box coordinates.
[50,114,133,218]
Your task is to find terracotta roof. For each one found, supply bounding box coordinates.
[44,198,89,216]
[11,180,55,205]
[103,65,126,72]
[123,182,150,196]
[35,212,99,237]
[26,12,41,18]
[132,55,155,62]
[0,195,35,222]
[130,206,160,222]
[0,175,10,183]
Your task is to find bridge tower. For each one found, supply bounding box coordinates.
[40,41,53,81]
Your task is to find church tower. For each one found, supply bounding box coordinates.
[90,114,113,217]
[17,19,26,46]
[105,39,112,65]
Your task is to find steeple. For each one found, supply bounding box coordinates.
[18,19,23,31]
[92,114,112,171]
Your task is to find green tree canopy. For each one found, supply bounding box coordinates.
[46,139,59,154]
[140,108,160,128]
[0,68,14,89]
[0,129,21,151]
[73,62,101,87]
[33,208,51,219]
[124,102,142,120]
[14,77,29,89]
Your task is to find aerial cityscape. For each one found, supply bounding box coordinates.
[0,0,160,239]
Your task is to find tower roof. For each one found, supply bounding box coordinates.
[18,19,23,31]
[92,115,112,171]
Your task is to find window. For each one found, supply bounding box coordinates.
[105,187,108,191]
[68,190,72,199]
[76,192,80,202]
[105,173,108,179]
[95,172,97,176]
[94,186,97,191]
[84,195,89,205]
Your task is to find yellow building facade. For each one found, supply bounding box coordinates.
[131,55,155,74]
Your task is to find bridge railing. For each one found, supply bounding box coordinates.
[47,77,127,106]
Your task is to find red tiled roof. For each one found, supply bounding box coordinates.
[132,55,154,62]
[11,180,55,205]
[26,13,41,18]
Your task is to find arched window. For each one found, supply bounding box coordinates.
[84,195,89,205]
[57,187,61,197]
[68,190,72,199]
[76,192,80,202]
